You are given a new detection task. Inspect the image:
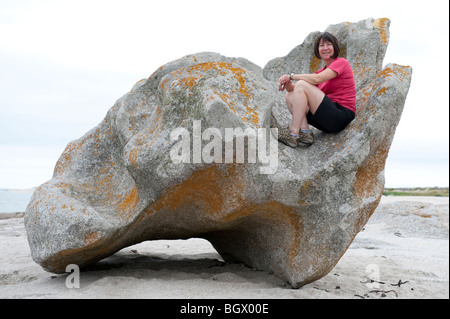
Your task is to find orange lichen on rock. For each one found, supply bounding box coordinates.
[353,137,391,199]
[310,56,322,73]
[213,89,259,125]
[161,61,259,125]
[142,163,297,226]
[187,62,250,98]
[118,185,140,221]
[140,164,302,269]
[144,165,238,218]
[53,138,86,176]
[84,232,99,245]
[376,87,387,96]
[128,148,139,168]
[374,18,390,44]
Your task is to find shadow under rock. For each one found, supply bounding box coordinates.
[77,248,287,288]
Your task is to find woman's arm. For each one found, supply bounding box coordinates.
[279,68,337,92]
[291,68,337,85]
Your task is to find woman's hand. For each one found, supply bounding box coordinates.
[278,74,291,91]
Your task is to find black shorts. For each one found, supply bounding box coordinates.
[306,95,355,133]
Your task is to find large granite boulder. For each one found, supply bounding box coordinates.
[25,18,412,288]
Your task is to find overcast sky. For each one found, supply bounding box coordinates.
[0,0,448,189]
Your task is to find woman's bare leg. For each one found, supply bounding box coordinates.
[285,80,325,134]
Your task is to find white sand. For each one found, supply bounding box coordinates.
[0,196,448,299]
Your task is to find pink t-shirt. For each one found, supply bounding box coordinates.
[316,58,356,113]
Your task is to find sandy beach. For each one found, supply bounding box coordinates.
[0,196,448,299]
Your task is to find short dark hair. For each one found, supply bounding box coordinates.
[314,32,340,59]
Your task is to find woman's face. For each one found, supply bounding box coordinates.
[319,38,334,61]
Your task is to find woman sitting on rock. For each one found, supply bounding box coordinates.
[277,32,356,147]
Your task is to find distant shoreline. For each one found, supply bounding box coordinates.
[383,187,449,197]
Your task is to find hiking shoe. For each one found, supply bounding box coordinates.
[277,127,299,148]
[298,130,314,146]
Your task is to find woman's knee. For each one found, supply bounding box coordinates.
[294,80,308,92]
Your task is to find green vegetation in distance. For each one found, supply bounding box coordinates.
[383,187,449,197]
